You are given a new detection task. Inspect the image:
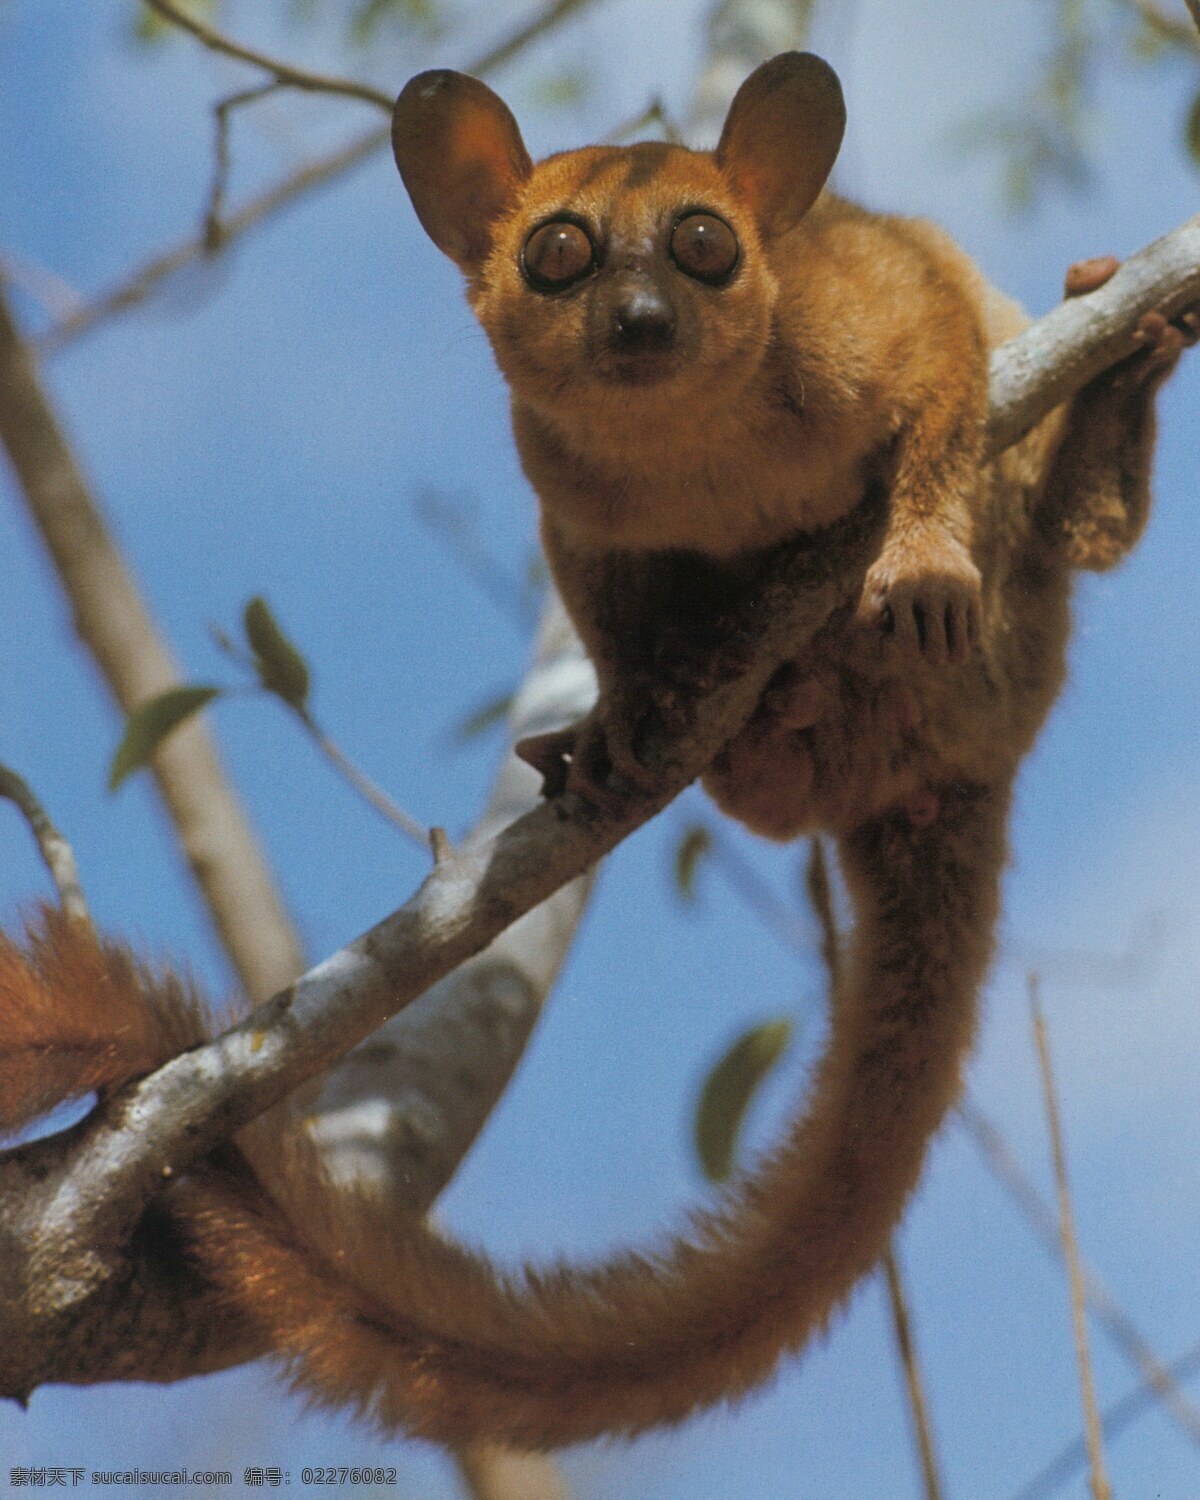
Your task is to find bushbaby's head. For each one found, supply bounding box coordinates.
[391,55,845,432]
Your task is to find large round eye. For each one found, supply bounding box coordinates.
[670,212,739,284]
[522,220,595,291]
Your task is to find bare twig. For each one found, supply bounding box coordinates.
[959,1097,1200,1443]
[1031,980,1112,1500]
[140,0,393,110]
[0,766,91,925]
[609,94,685,144]
[806,838,945,1497]
[0,251,83,322]
[205,82,283,251]
[883,1248,945,1500]
[1011,1338,1200,1500]
[38,124,389,355]
[42,0,613,356]
[804,838,840,986]
[296,707,431,849]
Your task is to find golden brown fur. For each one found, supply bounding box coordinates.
[0,53,1188,1453]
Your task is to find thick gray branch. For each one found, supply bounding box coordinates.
[306,596,598,1206]
[987,214,1200,455]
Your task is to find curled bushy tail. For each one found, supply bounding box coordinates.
[186,780,1008,1448]
[0,909,209,1136]
[2,782,1006,1447]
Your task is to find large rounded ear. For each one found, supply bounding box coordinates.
[715,53,845,237]
[392,71,532,273]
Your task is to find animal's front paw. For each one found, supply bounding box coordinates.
[1064,253,1198,391]
[858,531,981,666]
[1127,304,1199,388]
[516,702,660,813]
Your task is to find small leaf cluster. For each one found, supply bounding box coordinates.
[110,597,311,790]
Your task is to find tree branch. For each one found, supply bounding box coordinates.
[41,0,613,355]
[140,0,393,110]
[306,596,598,1206]
[0,766,91,924]
[959,1098,1200,1443]
[0,284,305,1002]
[1124,0,1200,48]
[986,213,1200,455]
[37,124,389,355]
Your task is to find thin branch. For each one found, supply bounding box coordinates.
[0,251,83,323]
[1011,1338,1200,1500]
[806,839,945,1498]
[205,81,283,251]
[0,766,91,925]
[958,1097,1200,1443]
[38,124,389,355]
[1031,980,1112,1500]
[469,0,608,76]
[140,0,393,111]
[804,837,841,987]
[297,707,431,849]
[41,0,613,356]
[609,94,685,145]
[883,1248,945,1500]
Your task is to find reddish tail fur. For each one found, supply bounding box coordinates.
[2,783,1004,1447]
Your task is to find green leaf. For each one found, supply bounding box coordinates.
[453,690,515,744]
[674,824,713,901]
[109,686,223,790]
[1186,90,1200,169]
[243,596,310,711]
[694,1018,793,1184]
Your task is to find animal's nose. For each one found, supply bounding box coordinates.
[611,286,677,352]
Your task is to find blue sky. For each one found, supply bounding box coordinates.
[2,2,1200,1497]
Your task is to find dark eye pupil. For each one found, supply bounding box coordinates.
[523,221,594,290]
[671,213,738,283]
